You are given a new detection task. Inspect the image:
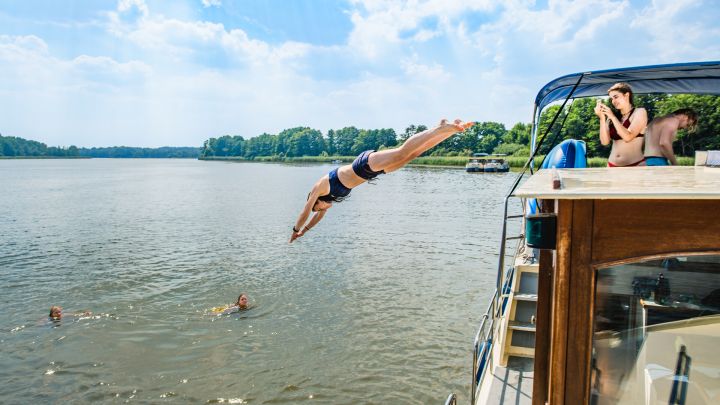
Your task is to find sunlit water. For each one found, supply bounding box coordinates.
[0,159,521,404]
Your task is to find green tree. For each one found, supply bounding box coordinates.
[375,128,398,149]
[215,135,235,156]
[493,143,524,155]
[536,105,566,155]
[503,123,531,146]
[400,124,427,143]
[333,127,360,156]
[287,128,325,156]
[326,129,337,155]
[445,123,479,153]
[475,122,507,154]
[562,98,602,157]
[230,136,245,156]
[244,133,276,158]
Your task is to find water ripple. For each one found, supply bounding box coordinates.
[0,159,521,404]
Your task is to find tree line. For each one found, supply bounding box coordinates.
[0,135,200,158]
[0,135,80,157]
[3,94,717,159]
[201,94,720,160]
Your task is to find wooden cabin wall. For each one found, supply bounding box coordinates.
[533,200,554,405]
[543,198,720,405]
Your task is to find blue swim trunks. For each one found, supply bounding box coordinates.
[645,156,670,166]
[352,150,385,180]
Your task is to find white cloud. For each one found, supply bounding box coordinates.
[346,0,497,59]
[0,34,156,146]
[0,34,49,54]
[106,3,311,67]
[118,0,149,17]
[201,0,222,8]
[631,0,719,60]
[400,55,451,82]
[2,0,719,148]
[72,55,152,78]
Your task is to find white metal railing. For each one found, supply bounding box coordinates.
[471,205,525,404]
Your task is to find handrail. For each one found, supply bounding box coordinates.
[494,72,585,321]
[471,258,518,404]
[471,292,496,403]
[444,393,457,405]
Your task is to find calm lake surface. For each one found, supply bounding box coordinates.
[0,159,521,404]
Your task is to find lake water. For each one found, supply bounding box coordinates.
[0,159,520,404]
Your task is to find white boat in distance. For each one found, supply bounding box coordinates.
[465,155,510,173]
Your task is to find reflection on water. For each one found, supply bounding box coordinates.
[0,159,519,404]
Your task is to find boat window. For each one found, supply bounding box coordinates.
[591,255,720,405]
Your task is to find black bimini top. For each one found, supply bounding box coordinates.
[535,61,720,112]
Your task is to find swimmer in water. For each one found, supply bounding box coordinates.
[236,294,249,310]
[48,306,92,320]
[49,306,62,320]
[212,293,250,314]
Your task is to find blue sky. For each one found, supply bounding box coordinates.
[1,0,718,147]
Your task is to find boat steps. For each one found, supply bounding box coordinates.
[508,320,537,332]
[515,263,539,273]
[513,293,538,302]
[499,259,540,367]
[506,346,535,358]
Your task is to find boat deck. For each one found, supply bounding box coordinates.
[477,357,534,405]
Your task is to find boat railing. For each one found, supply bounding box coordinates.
[470,255,520,404]
[450,73,584,405]
[470,293,496,404]
[444,393,457,405]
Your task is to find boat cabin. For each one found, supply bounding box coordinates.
[512,166,720,404]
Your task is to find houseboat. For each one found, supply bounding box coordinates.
[482,158,510,173]
[445,61,720,405]
[465,156,510,172]
[466,157,485,172]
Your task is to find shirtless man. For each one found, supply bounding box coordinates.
[644,108,698,166]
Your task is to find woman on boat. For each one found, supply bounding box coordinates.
[595,82,648,167]
[290,118,474,243]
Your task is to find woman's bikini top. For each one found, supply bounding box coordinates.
[317,168,352,202]
[609,108,643,141]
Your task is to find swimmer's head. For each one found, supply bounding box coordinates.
[49,306,62,319]
[236,294,249,309]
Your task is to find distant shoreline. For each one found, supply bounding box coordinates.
[198,155,696,167]
[0,156,91,160]
[2,155,695,166]
[199,155,584,168]
[0,156,197,160]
